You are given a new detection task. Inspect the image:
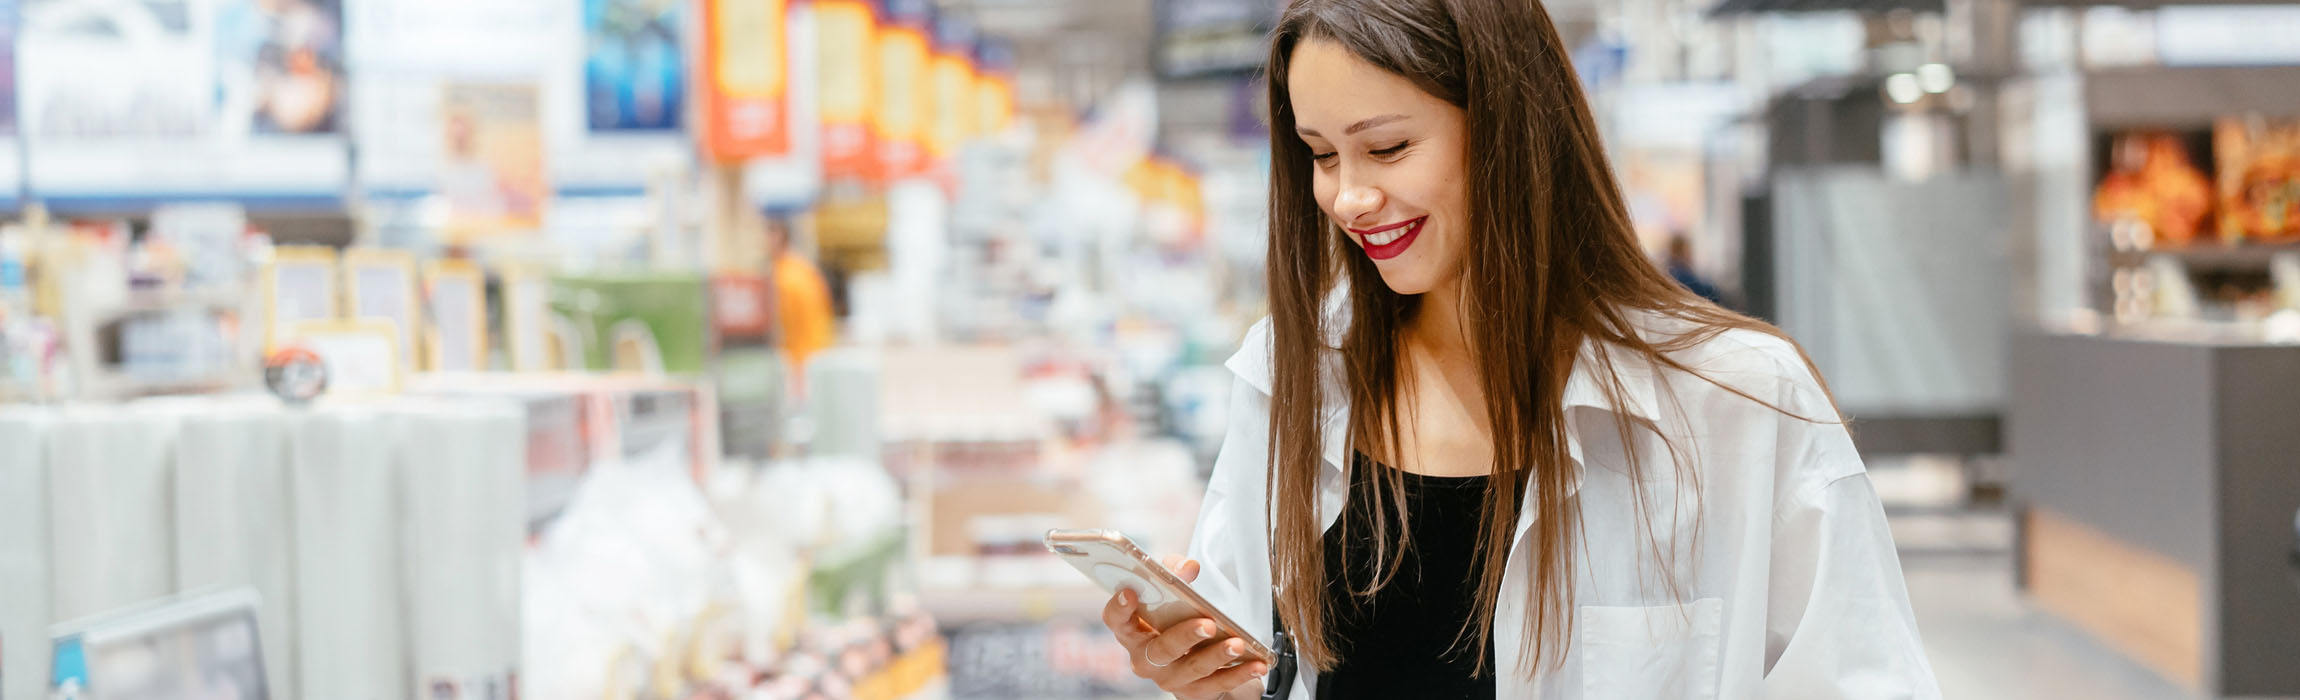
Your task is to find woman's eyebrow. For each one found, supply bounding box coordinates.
[1295,114,1411,138]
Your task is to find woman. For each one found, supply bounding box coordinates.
[1098,1,1940,698]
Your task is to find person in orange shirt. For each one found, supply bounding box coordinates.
[769,217,837,382]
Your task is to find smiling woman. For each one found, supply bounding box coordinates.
[1097,1,1944,699]
[1289,44,1465,288]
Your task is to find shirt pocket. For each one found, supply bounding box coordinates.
[1579,597,1724,699]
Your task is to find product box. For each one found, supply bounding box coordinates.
[46,407,179,623]
[0,410,50,700]
[172,404,297,697]
[548,273,712,375]
[395,401,525,700]
[289,407,407,700]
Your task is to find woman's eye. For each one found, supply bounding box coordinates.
[1311,151,1338,163]
[1370,142,1410,158]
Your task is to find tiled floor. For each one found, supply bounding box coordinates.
[1873,457,2201,700]
[1900,550,2198,700]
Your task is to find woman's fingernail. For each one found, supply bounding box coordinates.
[1120,590,1133,605]
[1198,625,1214,639]
[1225,644,1241,657]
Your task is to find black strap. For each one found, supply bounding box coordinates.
[1260,606,1299,699]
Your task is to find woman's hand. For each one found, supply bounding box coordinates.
[1100,555,1271,700]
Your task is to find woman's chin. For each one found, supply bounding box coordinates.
[1374,266,1440,296]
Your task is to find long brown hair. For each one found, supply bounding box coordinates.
[1263,0,1829,678]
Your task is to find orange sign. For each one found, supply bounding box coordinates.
[700,0,791,162]
[817,0,879,179]
[974,73,1014,137]
[873,25,931,178]
[925,50,975,161]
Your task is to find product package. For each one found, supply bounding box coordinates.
[2094,130,2215,246]
[0,409,51,700]
[172,402,297,697]
[395,400,527,700]
[547,273,711,374]
[289,406,406,700]
[2216,116,2300,243]
[45,407,179,622]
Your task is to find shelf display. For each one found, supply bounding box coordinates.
[2094,130,2214,248]
[2216,116,2300,243]
[2090,120,2300,329]
[549,272,713,374]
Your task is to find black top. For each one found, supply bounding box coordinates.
[1316,453,1497,700]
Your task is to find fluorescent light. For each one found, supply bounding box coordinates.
[1885,73,1923,104]
[1917,63,1955,93]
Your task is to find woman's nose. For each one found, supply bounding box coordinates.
[1333,182,1385,226]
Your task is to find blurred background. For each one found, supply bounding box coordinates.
[0,0,2296,699]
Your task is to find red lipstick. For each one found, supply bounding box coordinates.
[1350,217,1426,261]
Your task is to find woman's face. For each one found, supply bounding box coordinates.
[1288,39,1472,296]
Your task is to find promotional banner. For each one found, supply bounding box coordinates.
[583,0,684,131]
[21,0,347,201]
[924,49,974,162]
[1154,0,1278,79]
[350,0,690,198]
[972,41,1014,138]
[872,3,929,179]
[0,0,20,206]
[440,83,548,241]
[220,0,345,135]
[699,0,791,162]
[0,0,18,137]
[974,72,1013,137]
[816,0,877,180]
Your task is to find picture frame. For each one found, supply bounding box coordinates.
[422,260,489,372]
[262,246,341,352]
[341,248,420,374]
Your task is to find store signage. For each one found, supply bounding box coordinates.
[439,83,549,241]
[818,0,880,180]
[1154,0,1278,79]
[700,0,793,162]
[583,0,686,132]
[20,0,348,202]
[974,72,1014,137]
[874,20,931,178]
[0,0,17,207]
[925,49,975,162]
[2156,6,2300,67]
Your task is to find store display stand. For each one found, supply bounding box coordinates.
[2009,332,2300,696]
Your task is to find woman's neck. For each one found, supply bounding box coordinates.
[1408,277,1474,368]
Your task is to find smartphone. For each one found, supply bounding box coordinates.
[1044,528,1276,664]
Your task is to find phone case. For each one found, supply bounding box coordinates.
[1043,529,1276,664]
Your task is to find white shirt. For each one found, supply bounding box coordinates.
[1186,309,1942,699]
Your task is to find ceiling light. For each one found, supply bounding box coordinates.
[1885,73,1923,104]
[1917,63,1954,93]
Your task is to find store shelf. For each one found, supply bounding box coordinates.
[2085,67,2300,130]
[2022,0,2294,8]
[2108,243,2300,271]
[920,585,1114,624]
